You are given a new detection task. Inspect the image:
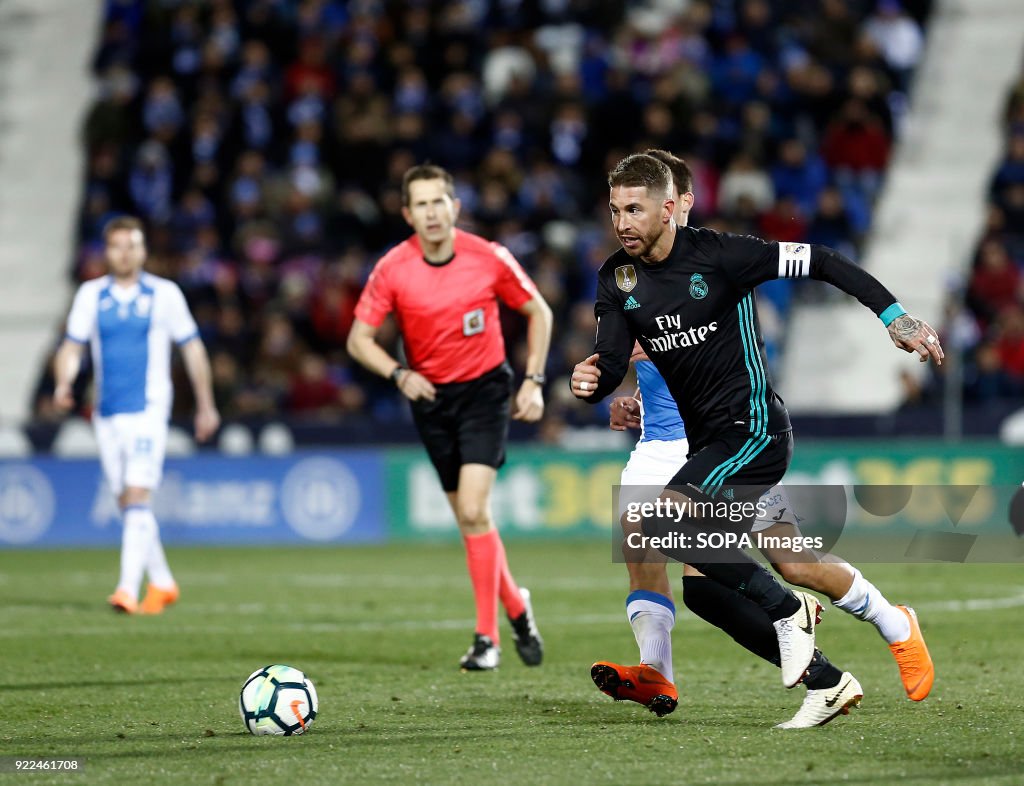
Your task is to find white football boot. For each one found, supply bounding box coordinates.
[774,591,821,687]
[775,672,863,729]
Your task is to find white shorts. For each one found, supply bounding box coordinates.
[618,438,689,518]
[93,410,168,496]
[618,438,796,532]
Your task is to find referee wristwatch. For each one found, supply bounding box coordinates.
[524,373,546,385]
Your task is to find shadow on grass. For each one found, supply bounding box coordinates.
[5,598,105,613]
[0,676,229,691]
[20,730,1022,786]
[710,763,1024,786]
[12,724,535,760]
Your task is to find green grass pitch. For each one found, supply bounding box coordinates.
[1,541,1022,785]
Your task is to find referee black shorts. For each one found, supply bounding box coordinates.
[409,362,513,492]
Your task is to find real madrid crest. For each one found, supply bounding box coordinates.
[615,265,637,292]
[689,273,708,300]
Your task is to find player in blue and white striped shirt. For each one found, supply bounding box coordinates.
[53,216,220,615]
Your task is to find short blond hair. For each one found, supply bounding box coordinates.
[103,216,145,242]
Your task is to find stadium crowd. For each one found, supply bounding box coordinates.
[39,0,934,432]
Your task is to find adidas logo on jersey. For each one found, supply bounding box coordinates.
[624,296,641,310]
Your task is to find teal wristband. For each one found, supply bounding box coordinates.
[879,303,906,327]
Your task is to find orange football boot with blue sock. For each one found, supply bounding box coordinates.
[591,661,678,717]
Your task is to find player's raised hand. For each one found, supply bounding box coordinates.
[571,353,601,399]
[610,396,641,431]
[512,381,544,422]
[194,405,221,442]
[53,383,75,413]
[397,369,437,402]
[887,314,944,365]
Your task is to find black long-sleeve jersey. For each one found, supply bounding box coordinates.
[588,226,900,452]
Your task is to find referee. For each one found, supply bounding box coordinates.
[348,163,552,671]
[572,153,944,688]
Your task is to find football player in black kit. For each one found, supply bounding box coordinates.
[571,153,944,703]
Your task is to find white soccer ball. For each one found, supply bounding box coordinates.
[239,664,318,736]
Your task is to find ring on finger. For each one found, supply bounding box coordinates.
[926,335,936,345]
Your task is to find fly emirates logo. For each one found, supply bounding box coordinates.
[644,313,718,353]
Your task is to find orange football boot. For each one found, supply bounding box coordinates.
[140,583,180,615]
[591,661,678,717]
[889,606,934,701]
[108,589,138,614]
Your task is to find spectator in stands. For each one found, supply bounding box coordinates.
[994,305,1024,383]
[966,342,1015,402]
[863,0,925,92]
[287,352,342,416]
[821,99,892,201]
[770,138,828,216]
[807,186,859,258]
[717,152,775,216]
[846,65,895,137]
[759,196,808,244]
[990,132,1024,198]
[966,238,1022,330]
[128,141,174,223]
[808,0,860,69]
[84,66,139,149]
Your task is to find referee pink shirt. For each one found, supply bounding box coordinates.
[354,228,538,384]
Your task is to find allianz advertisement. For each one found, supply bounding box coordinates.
[0,453,386,546]
[0,442,1021,546]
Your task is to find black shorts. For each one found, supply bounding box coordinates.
[410,362,513,492]
[669,428,793,504]
[640,429,794,557]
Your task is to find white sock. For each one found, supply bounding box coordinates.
[626,590,676,683]
[140,507,175,588]
[833,569,911,644]
[117,505,157,599]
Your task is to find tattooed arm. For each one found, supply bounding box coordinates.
[786,243,945,366]
[887,313,944,365]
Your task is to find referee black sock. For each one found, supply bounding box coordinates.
[681,577,842,690]
[686,560,800,622]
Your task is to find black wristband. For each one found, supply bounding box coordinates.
[390,366,407,384]
[525,373,546,385]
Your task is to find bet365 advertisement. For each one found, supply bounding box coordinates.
[386,442,1024,542]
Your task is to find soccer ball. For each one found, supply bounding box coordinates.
[239,664,318,736]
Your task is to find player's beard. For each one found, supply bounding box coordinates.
[620,226,663,261]
[109,257,143,281]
